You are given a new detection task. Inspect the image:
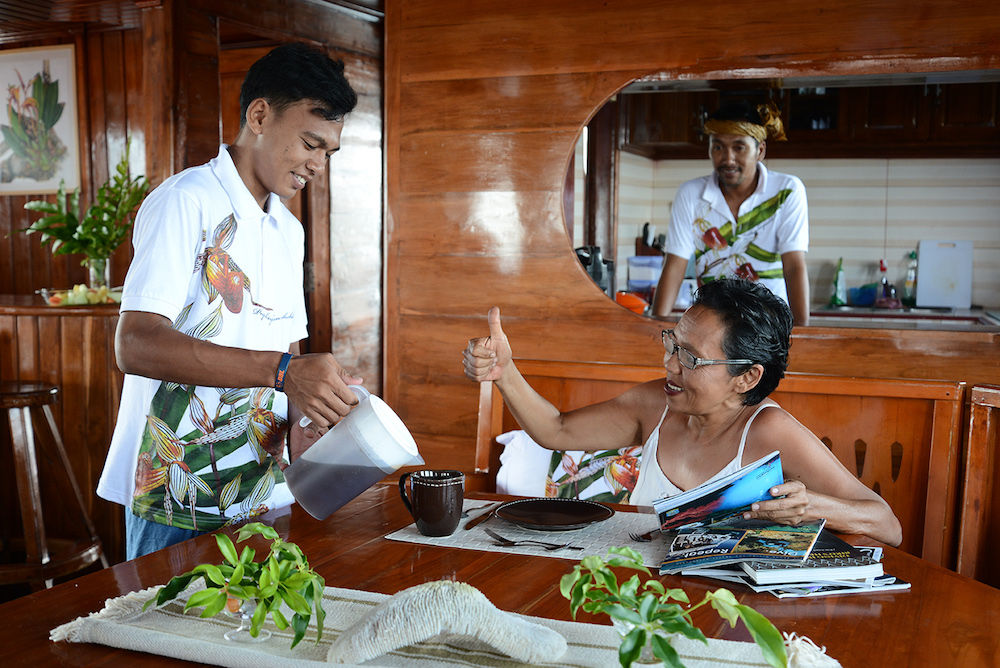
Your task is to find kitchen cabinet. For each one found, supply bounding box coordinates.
[783,86,849,145]
[622,82,999,159]
[931,82,1000,143]
[618,90,718,159]
[848,84,930,144]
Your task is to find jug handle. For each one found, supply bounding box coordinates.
[398,472,415,517]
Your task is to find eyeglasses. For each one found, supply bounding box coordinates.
[661,330,754,370]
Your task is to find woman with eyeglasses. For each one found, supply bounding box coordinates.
[462,278,901,546]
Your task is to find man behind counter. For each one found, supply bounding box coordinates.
[651,101,810,326]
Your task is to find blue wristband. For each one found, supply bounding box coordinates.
[274,352,293,392]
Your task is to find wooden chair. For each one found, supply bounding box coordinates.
[0,383,109,590]
[475,359,965,567]
[769,374,965,567]
[956,385,1000,587]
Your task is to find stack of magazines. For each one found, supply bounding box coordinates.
[651,451,910,598]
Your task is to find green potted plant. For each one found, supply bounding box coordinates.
[23,139,149,290]
[144,522,326,648]
[560,547,786,668]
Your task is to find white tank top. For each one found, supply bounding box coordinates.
[629,402,777,506]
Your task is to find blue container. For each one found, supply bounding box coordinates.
[848,284,878,306]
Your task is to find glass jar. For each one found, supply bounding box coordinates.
[86,256,111,289]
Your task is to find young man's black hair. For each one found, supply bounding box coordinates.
[239,42,358,126]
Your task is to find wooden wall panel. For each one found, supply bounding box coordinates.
[173,5,222,170]
[142,2,175,187]
[399,73,628,133]
[393,2,1000,81]
[384,0,1000,488]
[392,191,569,255]
[328,46,384,390]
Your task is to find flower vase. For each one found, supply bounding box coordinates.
[87,257,111,289]
[224,598,271,643]
[612,618,677,666]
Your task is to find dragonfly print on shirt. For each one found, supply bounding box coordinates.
[130,212,289,531]
[195,213,273,312]
[132,384,288,529]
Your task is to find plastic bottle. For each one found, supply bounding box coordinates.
[902,250,918,306]
[829,257,846,306]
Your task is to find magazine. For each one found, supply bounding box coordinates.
[651,450,783,531]
[768,575,911,598]
[658,518,825,575]
[740,530,884,584]
[681,567,885,593]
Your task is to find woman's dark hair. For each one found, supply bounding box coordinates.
[693,278,792,405]
[239,42,358,127]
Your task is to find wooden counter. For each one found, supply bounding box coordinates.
[0,295,125,577]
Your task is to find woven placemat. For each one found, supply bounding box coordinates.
[51,583,780,667]
[386,499,665,567]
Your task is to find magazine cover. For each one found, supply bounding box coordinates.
[658,519,825,575]
[652,450,783,531]
[741,530,884,584]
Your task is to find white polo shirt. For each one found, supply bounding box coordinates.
[98,145,307,531]
[665,163,809,305]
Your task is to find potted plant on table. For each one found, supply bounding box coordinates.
[23,139,148,299]
[144,522,326,648]
[561,546,786,668]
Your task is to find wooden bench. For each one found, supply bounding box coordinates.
[475,359,965,567]
[957,385,1000,587]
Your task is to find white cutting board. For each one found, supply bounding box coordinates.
[916,240,973,308]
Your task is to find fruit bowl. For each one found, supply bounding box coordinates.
[37,285,123,306]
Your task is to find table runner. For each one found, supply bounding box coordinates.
[51,583,782,667]
[386,499,666,567]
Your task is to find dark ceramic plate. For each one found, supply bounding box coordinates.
[495,497,614,531]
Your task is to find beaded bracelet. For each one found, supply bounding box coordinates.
[274,352,293,392]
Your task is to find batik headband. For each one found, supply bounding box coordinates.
[703,101,787,142]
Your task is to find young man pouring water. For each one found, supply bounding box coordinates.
[98,43,361,558]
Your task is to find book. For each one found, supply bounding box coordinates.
[768,575,911,598]
[680,564,909,600]
[681,567,885,593]
[651,450,784,531]
[740,530,883,584]
[658,518,826,575]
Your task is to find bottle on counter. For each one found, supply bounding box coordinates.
[829,257,847,306]
[875,258,902,309]
[902,250,918,306]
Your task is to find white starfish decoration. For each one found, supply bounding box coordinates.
[327,580,567,664]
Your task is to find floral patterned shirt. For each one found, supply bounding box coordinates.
[98,145,307,531]
[664,163,809,305]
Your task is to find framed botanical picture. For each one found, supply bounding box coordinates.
[0,44,80,195]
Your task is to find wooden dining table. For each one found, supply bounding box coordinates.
[2,484,998,666]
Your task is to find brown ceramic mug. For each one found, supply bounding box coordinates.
[398,470,465,536]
